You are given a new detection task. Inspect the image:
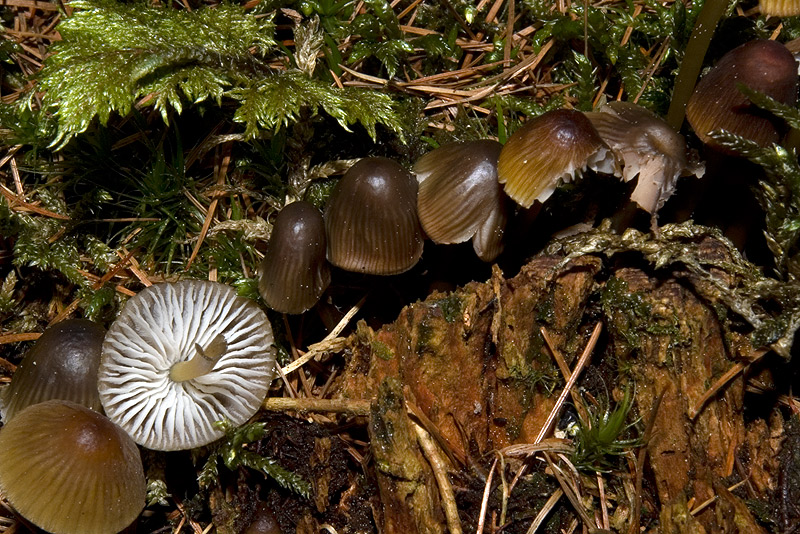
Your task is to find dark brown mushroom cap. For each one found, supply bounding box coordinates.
[0,400,145,534]
[98,280,276,451]
[497,109,618,209]
[686,39,798,149]
[0,319,106,422]
[414,140,507,261]
[258,201,331,314]
[586,101,704,214]
[324,157,424,275]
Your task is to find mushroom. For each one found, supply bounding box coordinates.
[497,108,619,209]
[414,140,509,262]
[0,399,146,534]
[0,318,106,422]
[258,201,331,314]
[586,101,705,222]
[98,280,276,451]
[324,157,424,275]
[686,39,798,150]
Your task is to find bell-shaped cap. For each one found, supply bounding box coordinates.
[324,157,424,275]
[586,101,705,215]
[98,280,276,451]
[0,318,106,422]
[686,39,798,149]
[258,201,331,314]
[414,140,508,262]
[497,108,619,208]
[0,400,145,534]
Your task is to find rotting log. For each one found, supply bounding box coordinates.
[332,227,781,532]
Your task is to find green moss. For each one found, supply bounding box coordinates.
[433,293,462,323]
[371,339,395,361]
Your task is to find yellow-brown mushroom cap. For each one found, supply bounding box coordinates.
[0,400,145,534]
[497,108,618,209]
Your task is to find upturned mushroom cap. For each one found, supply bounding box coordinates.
[686,39,798,149]
[0,318,106,422]
[258,201,331,314]
[0,399,145,534]
[414,140,508,261]
[586,101,705,215]
[324,157,424,275]
[497,108,619,209]
[98,280,276,451]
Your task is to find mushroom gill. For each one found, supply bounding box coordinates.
[98,280,276,451]
[586,101,705,220]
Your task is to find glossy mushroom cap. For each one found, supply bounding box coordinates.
[0,400,145,534]
[0,318,106,422]
[98,280,276,451]
[324,157,424,275]
[414,140,508,262]
[497,108,619,209]
[258,201,331,314]
[586,101,705,215]
[686,39,798,149]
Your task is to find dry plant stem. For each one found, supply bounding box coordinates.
[525,488,564,534]
[540,327,590,425]
[534,322,602,444]
[187,141,231,269]
[688,479,747,516]
[407,400,466,466]
[543,453,598,531]
[262,397,371,415]
[413,422,463,534]
[280,296,366,377]
[476,457,498,534]
[688,349,768,419]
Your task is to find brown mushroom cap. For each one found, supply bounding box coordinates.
[0,400,145,534]
[414,140,508,261]
[98,280,276,451]
[324,157,424,275]
[497,109,618,209]
[586,101,705,215]
[686,39,798,149]
[258,201,331,314]
[0,319,106,422]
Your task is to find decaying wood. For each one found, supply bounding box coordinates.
[332,234,776,532]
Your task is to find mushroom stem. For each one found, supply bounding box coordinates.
[169,334,227,382]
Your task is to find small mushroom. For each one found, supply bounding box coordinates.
[414,140,509,262]
[324,157,424,275]
[586,101,705,220]
[258,201,331,314]
[0,399,146,534]
[0,318,106,422]
[497,108,619,209]
[98,280,276,451]
[686,39,798,150]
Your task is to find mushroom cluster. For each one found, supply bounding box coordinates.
[257,105,708,314]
